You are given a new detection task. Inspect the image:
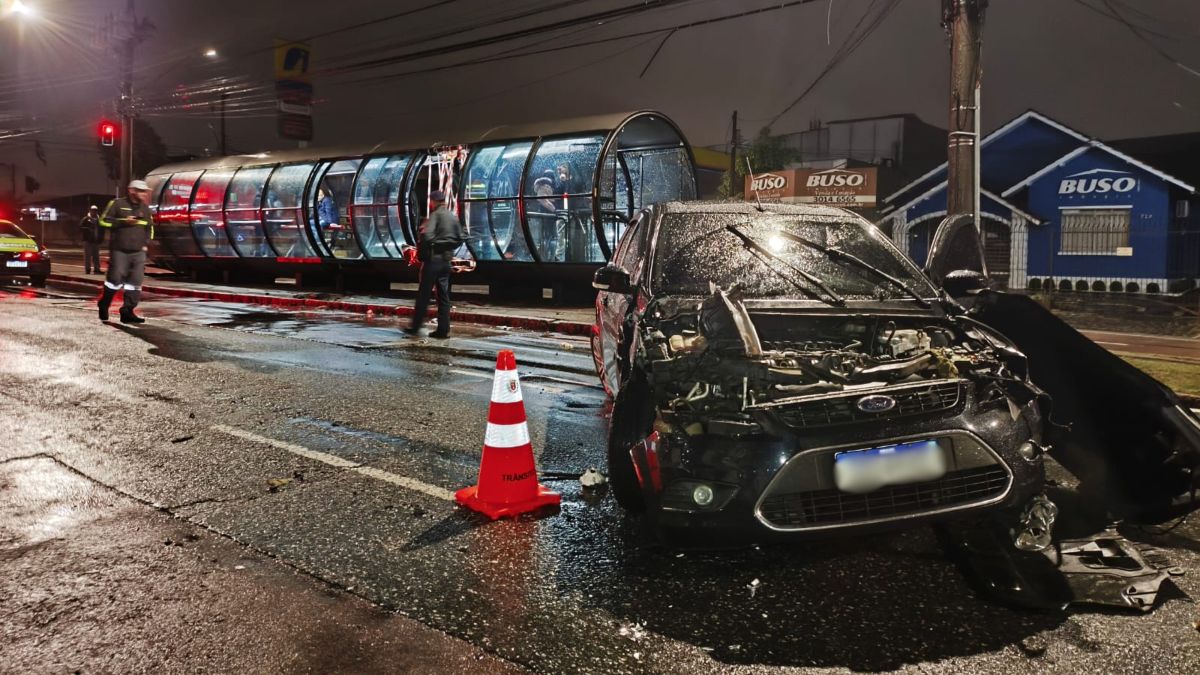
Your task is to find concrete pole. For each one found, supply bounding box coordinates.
[945,0,984,220]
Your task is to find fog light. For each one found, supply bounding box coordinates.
[692,484,715,507]
[1017,441,1043,462]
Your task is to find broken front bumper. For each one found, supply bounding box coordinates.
[638,384,1045,546]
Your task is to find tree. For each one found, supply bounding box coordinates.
[718,126,799,198]
[98,118,168,182]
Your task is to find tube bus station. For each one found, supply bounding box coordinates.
[145,111,696,297]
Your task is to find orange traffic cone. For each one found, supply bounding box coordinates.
[455,350,561,519]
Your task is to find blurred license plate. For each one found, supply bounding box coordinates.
[6,260,27,268]
[833,439,946,494]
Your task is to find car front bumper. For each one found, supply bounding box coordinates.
[634,389,1046,547]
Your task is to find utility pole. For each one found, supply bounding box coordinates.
[729,110,739,197]
[943,0,986,223]
[103,0,154,192]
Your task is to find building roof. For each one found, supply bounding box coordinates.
[1001,141,1195,197]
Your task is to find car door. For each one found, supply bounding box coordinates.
[594,209,650,396]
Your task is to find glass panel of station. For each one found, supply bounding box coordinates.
[224,166,273,257]
[597,120,695,257]
[157,171,203,257]
[461,141,533,261]
[310,159,362,259]
[190,169,236,256]
[522,135,604,263]
[352,154,410,258]
[264,163,318,258]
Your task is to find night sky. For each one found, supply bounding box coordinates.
[2,0,1198,197]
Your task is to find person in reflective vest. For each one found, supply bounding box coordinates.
[405,190,463,339]
[97,179,154,324]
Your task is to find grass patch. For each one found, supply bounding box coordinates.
[1120,355,1200,398]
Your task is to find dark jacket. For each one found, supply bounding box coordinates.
[418,205,464,262]
[79,214,103,244]
[317,196,338,227]
[100,197,154,253]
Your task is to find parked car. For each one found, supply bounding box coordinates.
[0,219,50,288]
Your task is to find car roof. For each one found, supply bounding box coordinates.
[653,200,860,221]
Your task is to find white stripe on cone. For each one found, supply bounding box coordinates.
[485,421,530,449]
[491,371,523,404]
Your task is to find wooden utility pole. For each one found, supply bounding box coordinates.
[943,0,986,222]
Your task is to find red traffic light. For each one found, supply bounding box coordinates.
[99,120,117,146]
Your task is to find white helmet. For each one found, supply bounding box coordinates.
[128,179,150,191]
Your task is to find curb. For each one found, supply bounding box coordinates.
[48,274,596,337]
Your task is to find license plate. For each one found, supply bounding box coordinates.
[5,260,27,268]
[833,439,946,494]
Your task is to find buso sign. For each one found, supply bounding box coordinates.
[1059,169,1138,196]
[744,167,878,207]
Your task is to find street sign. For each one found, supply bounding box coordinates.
[274,40,313,142]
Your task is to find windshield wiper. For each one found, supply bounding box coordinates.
[774,231,932,308]
[724,225,845,307]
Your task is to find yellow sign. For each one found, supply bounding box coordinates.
[274,40,311,82]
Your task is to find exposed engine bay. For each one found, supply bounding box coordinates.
[637,285,1038,441]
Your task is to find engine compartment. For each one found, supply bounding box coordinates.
[637,286,1039,438]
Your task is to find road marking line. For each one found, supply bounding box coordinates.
[1093,341,1129,347]
[450,368,491,379]
[211,424,454,501]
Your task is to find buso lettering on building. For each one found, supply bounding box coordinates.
[807,171,866,188]
[1059,170,1138,195]
[752,174,787,191]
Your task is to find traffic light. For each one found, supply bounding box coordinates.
[99,120,116,147]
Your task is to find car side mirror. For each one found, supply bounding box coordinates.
[942,269,990,298]
[593,264,633,294]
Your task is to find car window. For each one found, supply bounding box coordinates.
[0,221,29,238]
[651,212,937,299]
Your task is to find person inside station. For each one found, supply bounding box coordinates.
[530,176,559,261]
[317,186,339,251]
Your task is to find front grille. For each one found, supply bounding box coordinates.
[758,464,1009,528]
[770,380,962,431]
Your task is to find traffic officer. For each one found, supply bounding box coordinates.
[97,179,154,324]
[79,205,103,274]
[405,190,463,339]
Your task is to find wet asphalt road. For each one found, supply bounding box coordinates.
[2,281,1200,674]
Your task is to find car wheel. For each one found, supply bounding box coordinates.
[30,276,46,288]
[607,372,653,512]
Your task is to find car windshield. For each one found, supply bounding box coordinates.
[0,221,29,238]
[651,212,936,299]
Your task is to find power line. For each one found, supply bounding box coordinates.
[324,0,694,76]
[766,0,903,128]
[331,0,831,88]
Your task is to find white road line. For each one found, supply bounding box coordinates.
[450,368,491,379]
[211,424,454,501]
[1093,341,1129,347]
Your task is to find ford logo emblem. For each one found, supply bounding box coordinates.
[856,395,896,413]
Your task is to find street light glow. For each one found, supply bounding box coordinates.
[11,0,37,18]
[204,48,218,58]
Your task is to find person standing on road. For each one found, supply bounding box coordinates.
[405,190,463,339]
[97,179,154,324]
[79,205,103,274]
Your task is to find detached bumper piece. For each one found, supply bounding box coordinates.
[938,523,1184,612]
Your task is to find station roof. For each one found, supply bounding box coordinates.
[149,110,686,176]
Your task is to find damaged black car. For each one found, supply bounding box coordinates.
[592,202,1055,546]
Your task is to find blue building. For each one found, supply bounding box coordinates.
[878,111,1200,293]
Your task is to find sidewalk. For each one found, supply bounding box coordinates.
[48,250,596,337]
